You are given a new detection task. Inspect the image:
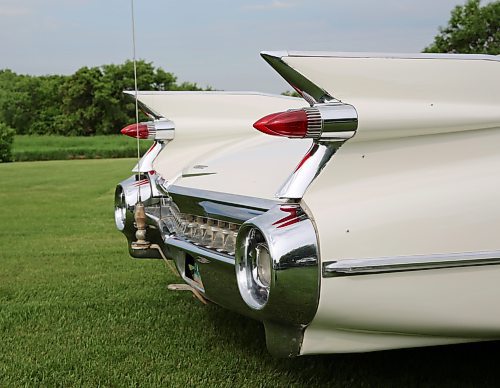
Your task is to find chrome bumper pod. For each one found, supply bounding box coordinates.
[235,204,320,357]
[114,175,167,259]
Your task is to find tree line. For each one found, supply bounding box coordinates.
[424,0,499,54]
[0,0,498,162]
[0,60,209,137]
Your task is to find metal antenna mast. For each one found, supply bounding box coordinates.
[130,0,149,249]
[131,0,141,201]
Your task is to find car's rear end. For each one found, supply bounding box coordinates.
[115,52,500,357]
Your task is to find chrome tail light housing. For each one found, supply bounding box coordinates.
[253,103,357,141]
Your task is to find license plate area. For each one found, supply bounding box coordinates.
[185,253,204,290]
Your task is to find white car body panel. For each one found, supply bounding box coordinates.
[116,52,500,356]
[283,53,500,140]
[135,92,310,200]
[289,53,500,353]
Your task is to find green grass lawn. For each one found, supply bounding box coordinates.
[12,135,153,162]
[1,159,500,386]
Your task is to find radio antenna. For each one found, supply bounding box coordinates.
[130,0,149,249]
[130,0,141,201]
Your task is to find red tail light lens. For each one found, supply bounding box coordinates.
[121,122,150,139]
[253,110,308,138]
[254,103,358,142]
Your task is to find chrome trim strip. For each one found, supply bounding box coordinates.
[166,235,235,265]
[165,185,282,212]
[260,52,335,105]
[323,250,500,276]
[124,90,301,100]
[123,92,163,119]
[263,50,500,62]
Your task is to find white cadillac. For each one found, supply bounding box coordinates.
[114,51,500,357]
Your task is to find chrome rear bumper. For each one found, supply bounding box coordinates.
[115,173,321,357]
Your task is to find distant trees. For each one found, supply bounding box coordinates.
[0,60,209,136]
[0,122,15,162]
[424,0,500,54]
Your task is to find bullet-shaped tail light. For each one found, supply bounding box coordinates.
[121,122,155,139]
[121,118,175,141]
[253,110,309,138]
[253,103,358,141]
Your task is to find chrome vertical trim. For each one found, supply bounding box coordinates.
[272,102,357,199]
[275,141,341,199]
[132,141,167,173]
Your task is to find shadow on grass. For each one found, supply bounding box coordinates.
[204,303,500,386]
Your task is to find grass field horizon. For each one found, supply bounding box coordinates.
[12,135,153,162]
[1,159,500,386]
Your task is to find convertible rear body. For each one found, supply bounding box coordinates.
[114,52,500,357]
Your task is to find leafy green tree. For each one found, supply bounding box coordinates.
[96,60,179,135]
[31,75,67,135]
[55,60,209,135]
[55,66,104,135]
[0,60,210,136]
[0,122,15,162]
[0,71,65,135]
[424,0,500,54]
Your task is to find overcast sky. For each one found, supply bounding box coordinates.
[0,0,468,93]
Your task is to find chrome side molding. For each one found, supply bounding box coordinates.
[323,250,500,276]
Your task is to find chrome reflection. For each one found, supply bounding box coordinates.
[276,141,340,199]
[114,185,127,231]
[237,228,270,309]
[260,51,335,105]
[235,204,320,326]
[260,52,358,201]
[323,250,500,276]
[152,197,241,255]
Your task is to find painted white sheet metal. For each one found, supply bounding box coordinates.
[135,92,310,200]
[282,54,500,140]
[302,124,500,354]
